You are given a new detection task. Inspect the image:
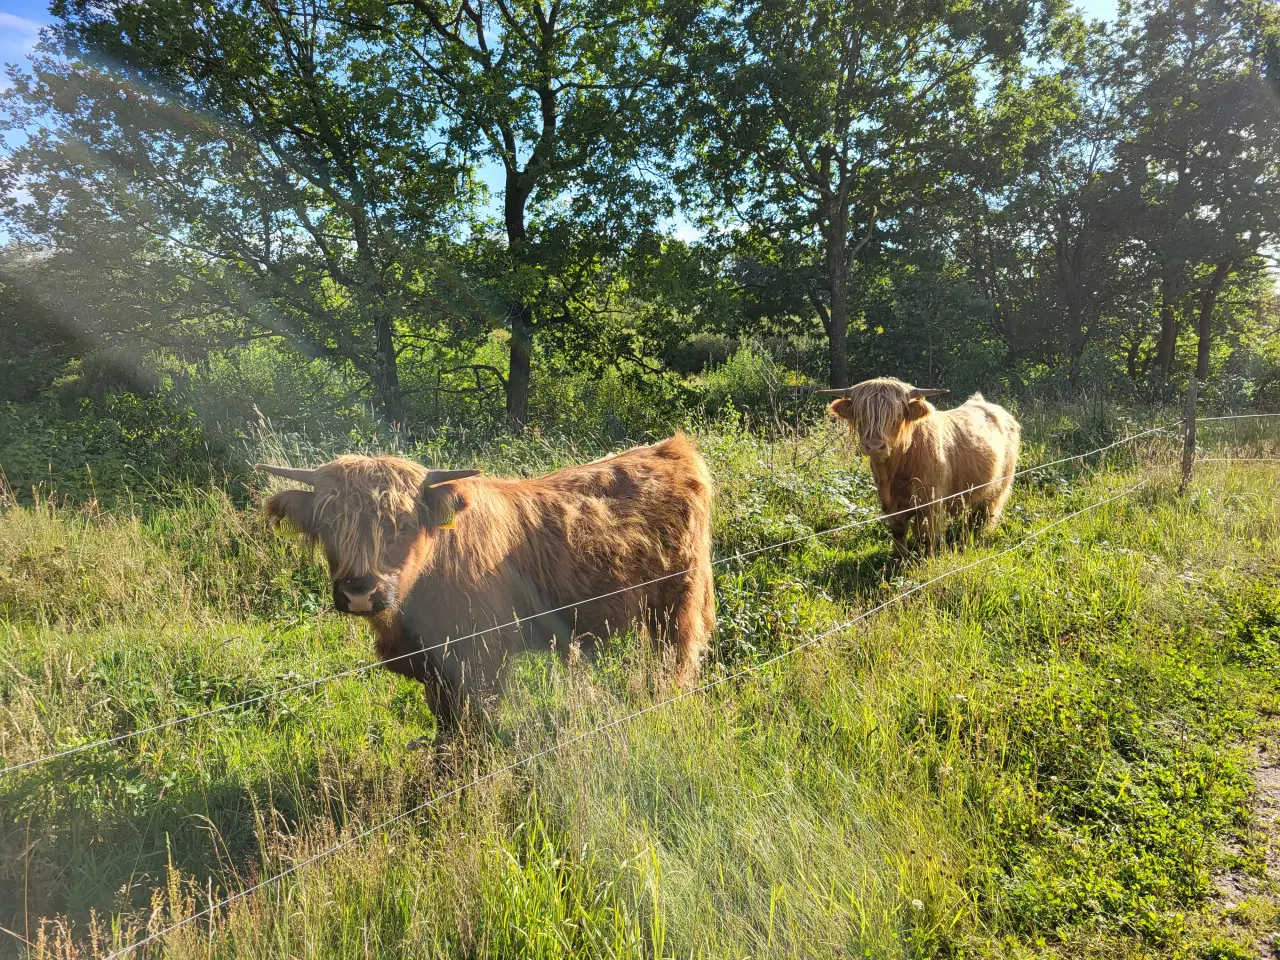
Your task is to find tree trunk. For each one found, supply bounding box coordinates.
[504,177,534,432]
[507,304,533,431]
[823,198,850,389]
[373,312,404,426]
[1194,260,1232,383]
[1126,335,1142,380]
[1066,308,1087,391]
[1061,260,1089,390]
[1156,275,1180,376]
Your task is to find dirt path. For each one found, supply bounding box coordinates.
[1217,740,1280,958]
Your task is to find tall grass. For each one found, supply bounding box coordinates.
[1,412,1277,958]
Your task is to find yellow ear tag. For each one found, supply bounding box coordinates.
[438,500,457,530]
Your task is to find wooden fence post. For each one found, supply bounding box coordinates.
[1180,376,1198,493]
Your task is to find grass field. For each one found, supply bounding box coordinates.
[1,409,1278,959]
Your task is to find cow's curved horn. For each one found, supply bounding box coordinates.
[908,387,949,399]
[256,463,318,485]
[424,468,481,487]
[815,387,856,396]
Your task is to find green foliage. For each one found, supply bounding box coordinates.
[664,333,739,374]
[165,343,378,442]
[0,283,79,403]
[853,265,1013,393]
[682,0,1059,387]
[995,665,1254,939]
[696,339,816,423]
[0,392,232,504]
[527,366,689,442]
[1220,582,1280,672]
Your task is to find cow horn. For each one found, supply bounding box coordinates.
[423,468,481,487]
[256,463,318,485]
[815,387,856,396]
[908,387,949,399]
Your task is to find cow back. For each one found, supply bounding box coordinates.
[395,433,714,675]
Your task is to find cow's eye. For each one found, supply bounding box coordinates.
[384,518,413,542]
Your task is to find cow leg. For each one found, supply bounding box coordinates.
[378,630,471,737]
[423,642,499,738]
[889,514,911,559]
[372,627,462,738]
[700,569,717,647]
[929,510,946,552]
[377,628,431,684]
[913,503,945,554]
[966,500,992,533]
[670,566,714,688]
[983,479,1015,531]
[419,651,462,734]
[908,512,927,554]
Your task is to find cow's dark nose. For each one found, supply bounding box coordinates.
[338,575,378,596]
[863,439,888,455]
[335,575,380,612]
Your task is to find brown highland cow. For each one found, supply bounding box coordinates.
[258,434,715,731]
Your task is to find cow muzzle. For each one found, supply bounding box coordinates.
[861,439,889,457]
[333,576,393,615]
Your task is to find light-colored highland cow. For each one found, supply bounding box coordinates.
[821,378,1021,556]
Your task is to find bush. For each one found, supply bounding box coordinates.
[664,334,739,375]
[164,343,378,442]
[695,340,817,426]
[528,365,690,442]
[0,391,235,504]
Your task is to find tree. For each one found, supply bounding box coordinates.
[1120,0,1280,381]
[681,0,1052,388]
[361,0,695,428]
[944,16,1165,388]
[1,0,474,426]
[1015,42,1145,384]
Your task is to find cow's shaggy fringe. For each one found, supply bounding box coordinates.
[308,455,429,580]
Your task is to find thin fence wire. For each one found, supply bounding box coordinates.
[101,479,1145,960]
[1197,413,1280,422]
[1,426,1166,777]
[1194,458,1280,463]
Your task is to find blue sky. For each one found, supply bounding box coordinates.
[0,1,44,91]
[0,0,1121,89]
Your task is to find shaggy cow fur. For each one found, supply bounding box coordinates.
[825,378,1021,557]
[259,434,716,731]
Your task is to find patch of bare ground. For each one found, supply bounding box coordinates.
[1216,737,1280,958]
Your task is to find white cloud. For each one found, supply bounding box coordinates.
[0,12,44,88]
[0,12,45,33]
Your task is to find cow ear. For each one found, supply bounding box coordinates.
[418,481,469,530]
[265,490,317,537]
[828,398,855,424]
[905,398,933,422]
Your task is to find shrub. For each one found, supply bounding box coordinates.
[664,334,738,375]
[0,391,235,505]
[695,340,818,427]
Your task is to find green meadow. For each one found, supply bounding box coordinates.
[1,411,1278,959]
